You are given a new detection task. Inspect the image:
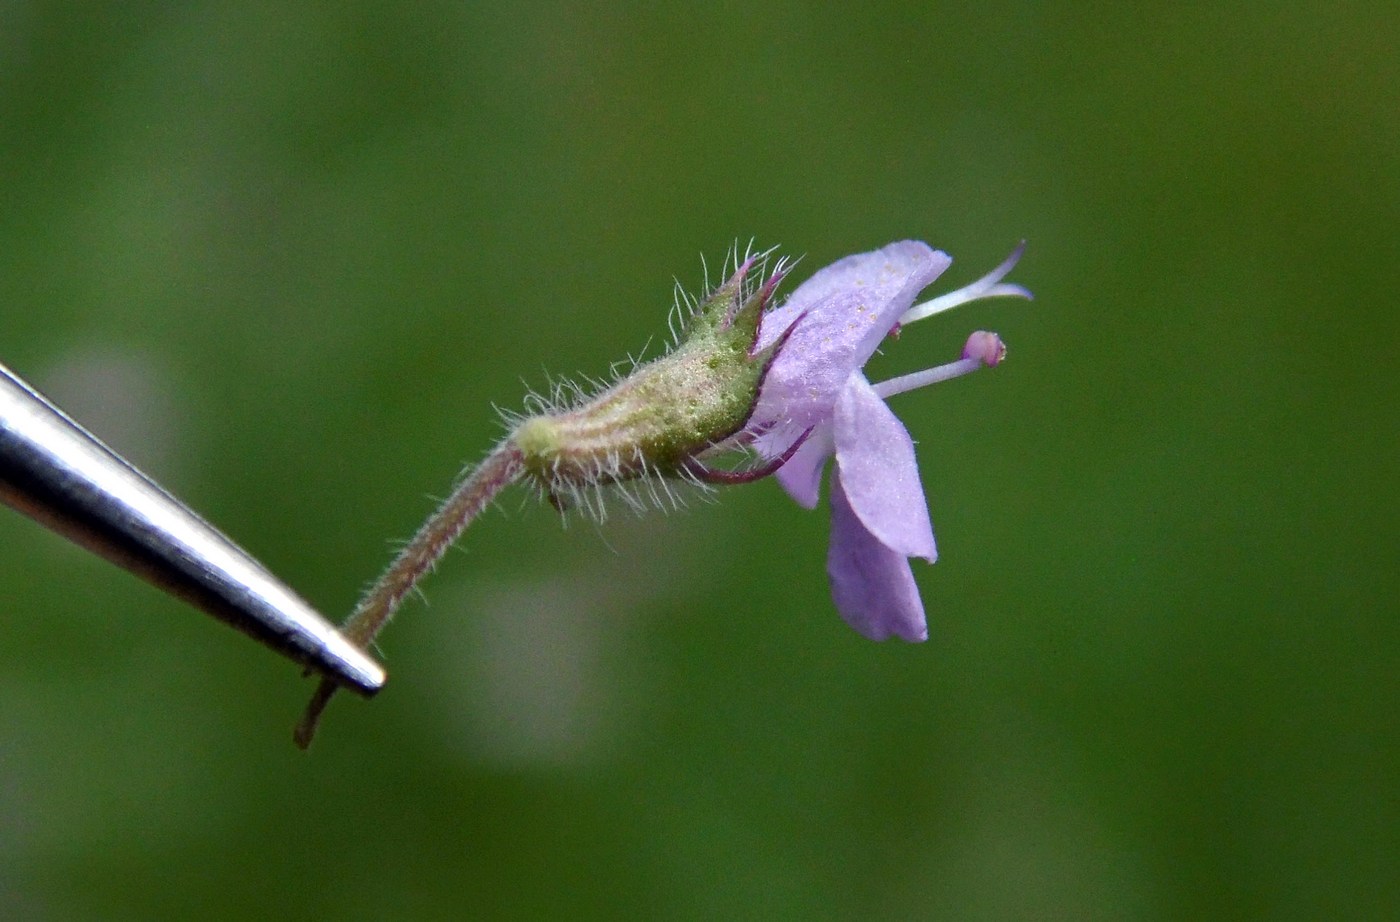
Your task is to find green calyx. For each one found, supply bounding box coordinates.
[511,259,785,497]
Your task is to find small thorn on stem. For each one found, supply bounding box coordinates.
[293,679,338,749]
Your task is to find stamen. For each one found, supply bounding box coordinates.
[961,330,1006,367]
[872,358,982,400]
[900,241,1031,325]
[874,331,1007,399]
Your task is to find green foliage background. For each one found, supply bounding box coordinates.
[2,3,1395,918]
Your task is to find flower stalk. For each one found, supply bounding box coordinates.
[294,442,523,748]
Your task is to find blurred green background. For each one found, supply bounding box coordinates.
[2,2,1396,919]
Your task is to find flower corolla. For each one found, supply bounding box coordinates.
[747,242,1028,641]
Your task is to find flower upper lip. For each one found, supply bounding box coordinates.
[750,241,953,441]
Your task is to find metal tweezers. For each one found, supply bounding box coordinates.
[0,361,384,696]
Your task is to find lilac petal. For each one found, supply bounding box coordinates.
[758,241,951,351]
[751,242,951,431]
[827,470,929,642]
[772,422,834,509]
[832,374,936,561]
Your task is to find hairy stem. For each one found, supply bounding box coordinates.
[294,441,524,749]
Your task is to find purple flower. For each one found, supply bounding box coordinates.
[747,242,1029,641]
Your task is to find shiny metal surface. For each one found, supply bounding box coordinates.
[0,362,385,696]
